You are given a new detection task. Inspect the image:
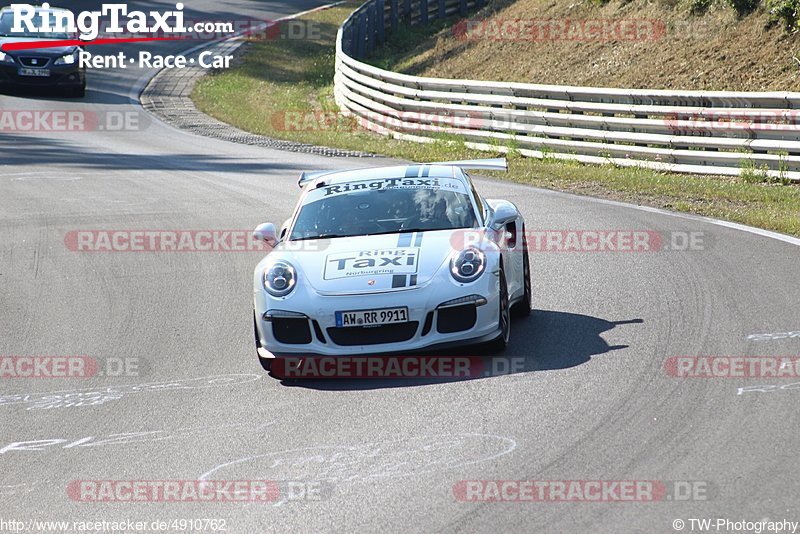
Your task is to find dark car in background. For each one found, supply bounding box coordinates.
[0,5,86,97]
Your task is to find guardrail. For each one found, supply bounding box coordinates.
[334,0,800,181]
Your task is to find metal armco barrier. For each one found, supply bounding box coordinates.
[334,0,800,180]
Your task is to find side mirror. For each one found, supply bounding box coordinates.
[486,199,518,229]
[253,223,278,247]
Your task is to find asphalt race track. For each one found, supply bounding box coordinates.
[1,2,799,532]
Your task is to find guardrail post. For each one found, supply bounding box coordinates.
[376,0,385,44]
[366,5,375,55]
[356,12,366,59]
[421,0,429,24]
[438,0,446,19]
[342,24,351,56]
[390,0,398,31]
[459,0,467,15]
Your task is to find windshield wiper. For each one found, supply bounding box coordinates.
[367,227,461,236]
[291,233,348,241]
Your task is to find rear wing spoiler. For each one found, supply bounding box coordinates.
[297,158,507,188]
[298,170,335,188]
[426,158,508,172]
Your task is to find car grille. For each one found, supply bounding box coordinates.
[436,305,477,334]
[18,57,50,68]
[327,322,419,346]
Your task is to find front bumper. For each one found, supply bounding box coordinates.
[254,278,502,358]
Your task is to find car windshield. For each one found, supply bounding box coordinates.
[290,176,479,240]
[0,12,71,39]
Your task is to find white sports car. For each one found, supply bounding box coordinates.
[252,158,530,371]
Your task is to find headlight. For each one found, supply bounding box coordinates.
[54,52,76,65]
[0,51,15,64]
[263,261,297,297]
[450,247,486,283]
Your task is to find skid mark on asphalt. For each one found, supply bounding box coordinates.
[0,374,261,411]
[737,382,800,395]
[747,330,800,342]
[0,420,277,455]
[199,433,517,507]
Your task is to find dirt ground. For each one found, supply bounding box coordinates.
[389,0,800,91]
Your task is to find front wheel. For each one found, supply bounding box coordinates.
[511,231,532,318]
[485,268,510,353]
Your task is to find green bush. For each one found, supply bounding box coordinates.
[725,0,760,15]
[690,0,715,14]
[767,0,800,31]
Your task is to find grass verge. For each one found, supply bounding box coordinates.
[192,1,800,237]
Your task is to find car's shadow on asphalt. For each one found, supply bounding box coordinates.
[0,133,308,173]
[0,76,152,105]
[273,310,643,390]
[0,86,85,101]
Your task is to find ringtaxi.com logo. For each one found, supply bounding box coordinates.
[7,4,324,43]
[450,229,707,252]
[10,2,194,42]
[453,480,711,502]
[0,356,146,379]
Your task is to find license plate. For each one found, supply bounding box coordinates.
[335,307,409,328]
[18,68,50,77]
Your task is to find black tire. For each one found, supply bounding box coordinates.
[511,231,532,318]
[254,312,271,372]
[485,267,511,353]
